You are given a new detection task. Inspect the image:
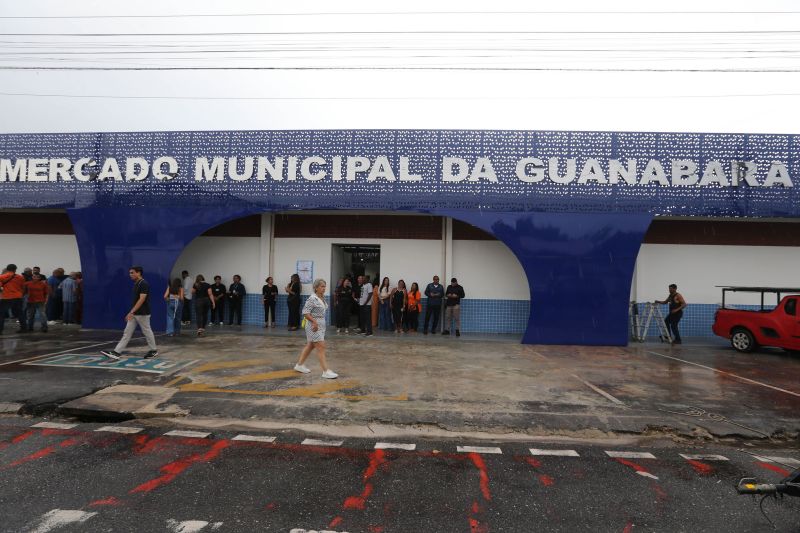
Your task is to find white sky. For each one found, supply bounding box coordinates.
[1,0,799,134]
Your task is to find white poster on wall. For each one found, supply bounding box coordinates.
[296,260,313,284]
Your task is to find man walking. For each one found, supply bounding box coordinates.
[24,273,50,332]
[0,264,27,334]
[101,265,158,360]
[423,275,445,335]
[358,275,373,337]
[443,277,465,337]
[228,274,246,326]
[655,283,686,345]
[181,270,193,325]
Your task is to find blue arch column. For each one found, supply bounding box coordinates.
[68,206,259,331]
[439,210,653,346]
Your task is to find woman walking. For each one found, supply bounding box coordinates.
[336,277,354,333]
[378,277,393,331]
[163,278,184,336]
[262,276,278,327]
[286,273,301,331]
[405,282,421,332]
[294,278,338,379]
[192,274,215,336]
[391,279,407,333]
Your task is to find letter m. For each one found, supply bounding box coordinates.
[194,157,225,181]
[0,159,27,182]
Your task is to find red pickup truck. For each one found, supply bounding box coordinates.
[712,287,800,353]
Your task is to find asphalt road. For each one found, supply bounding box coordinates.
[1,417,798,532]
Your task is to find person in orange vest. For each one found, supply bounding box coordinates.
[0,264,28,334]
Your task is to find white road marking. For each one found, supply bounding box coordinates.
[637,471,660,480]
[457,446,503,454]
[530,448,580,457]
[679,454,729,461]
[290,530,348,533]
[32,422,77,430]
[646,350,800,398]
[571,374,625,405]
[753,455,800,466]
[95,426,144,434]
[375,442,416,451]
[301,438,343,447]
[164,430,211,439]
[232,434,277,443]
[166,519,223,532]
[605,451,657,459]
[25,509,97,533]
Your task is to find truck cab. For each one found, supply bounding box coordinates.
[712,287,800,353]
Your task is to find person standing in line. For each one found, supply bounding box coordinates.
[423,275,445,335]
[192,274,215,336]
[20,268,32,319]
[74,272,84,324]
[228,274,246,326]
[655,283,687,345]
[294,278,337,379]
[46,268,64,323]
[60,272,78,326]
[286,273,302,331]
[210,275,226,325]
[0,264,27,334]
[181,270,193,325]
[332,278,343,331]
[100,265,158,360]
[24,272,50,333]
[359,274,374,336]
[405,282,421,333]
[443,277,466,337]
[262,276,278,328]
[163,278,184,336]
[378,277,393,331]
[390,279,407,334]
[336,277,354,334]
[353,275,364,332]
[370,276,380,330]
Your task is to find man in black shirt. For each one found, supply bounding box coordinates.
[443,277,465,336]
[423,275,445,335]
[101,265,158,360]
[227,275,246,326]
[211,275,226,325]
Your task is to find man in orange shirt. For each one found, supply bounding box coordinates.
[24,273,50,332]
[0,264,28,334]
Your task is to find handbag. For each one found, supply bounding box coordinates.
[301,317,307,328]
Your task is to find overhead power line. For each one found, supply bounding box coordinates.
[0,66,798,72]
[2,30,800,37]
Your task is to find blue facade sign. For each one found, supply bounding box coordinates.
[1,129,798,345]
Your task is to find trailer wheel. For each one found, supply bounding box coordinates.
[731,328,756,353]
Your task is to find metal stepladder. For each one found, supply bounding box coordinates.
[629,302,672,343]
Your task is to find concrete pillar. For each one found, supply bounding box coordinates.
[444,217,454,282]
[259,213,275,284]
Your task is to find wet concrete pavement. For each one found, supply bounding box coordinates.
[0,325,799,441]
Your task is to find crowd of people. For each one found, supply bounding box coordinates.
[0,264,83,335]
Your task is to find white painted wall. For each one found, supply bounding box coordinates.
[634,244,800,306]
[452,240,530,300]
[172,236,261,288]
[0,234,81,273]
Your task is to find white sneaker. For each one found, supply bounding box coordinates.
[294,364,311,374]
[336,328,341,334]
[219,321,224,326]
[321,369,338,379]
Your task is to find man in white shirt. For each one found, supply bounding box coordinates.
[181,270,193,325]
[358,276,373,337]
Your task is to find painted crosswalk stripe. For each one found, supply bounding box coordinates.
[26,509,97,533]
[232,434,277,443]
[679,454,729,461]
[457,446,503,454]
[375,442,416,451]
[754,455,800,466]
[301,438,343,447]
[530,448,580,457]
[164,430,211,439]
[605,451,657,459]
[32,422,78,430]
[95,426,144,434]
[166,519,223,532]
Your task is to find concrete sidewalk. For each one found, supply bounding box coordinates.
[1,325,799,441]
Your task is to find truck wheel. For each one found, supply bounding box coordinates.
[731,328,756,353]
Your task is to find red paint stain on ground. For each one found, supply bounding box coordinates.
[342,449,386,511]
[524,456,554,487]
[328,516,343,528]
[88,497,121,507]
[756,461,791,477]
[368,526,384,533]
[652,484,668,503]
[468,516,489,533]
[129,440,230,494]
[622,520,634,532]
[686,459,713,475]
[264,502,277,511]
[6,437,82,468]
[0,430,36,451]
[614,458,650,474]
[468,453,492,501]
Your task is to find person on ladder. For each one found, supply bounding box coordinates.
[654,284,687,345]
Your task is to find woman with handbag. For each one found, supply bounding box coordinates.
[294,278,338,379]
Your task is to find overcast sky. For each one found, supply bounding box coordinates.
[1,0,799,134]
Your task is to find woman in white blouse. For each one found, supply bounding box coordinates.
[294,278,338,379]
